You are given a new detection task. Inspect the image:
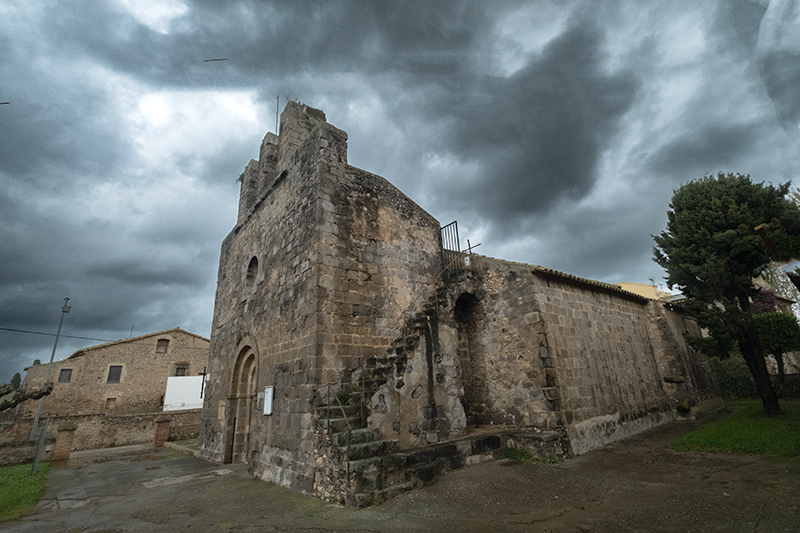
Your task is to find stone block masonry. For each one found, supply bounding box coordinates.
[199,102,441,494]
[199,101,718,504]
[4,327,210,463]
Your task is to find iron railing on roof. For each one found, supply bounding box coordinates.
[440,221,463,280]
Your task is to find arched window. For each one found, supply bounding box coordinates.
[246,256,259,291]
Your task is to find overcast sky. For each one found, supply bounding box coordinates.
[2,0,799,383]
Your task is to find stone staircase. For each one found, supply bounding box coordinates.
[316,288,499,507]
[318,398,506,507]
[364,291,444,396]
[317,385,512,508]
[315,285,569,507]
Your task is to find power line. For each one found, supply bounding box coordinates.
[0,327,210,350]
[0,326,110,343]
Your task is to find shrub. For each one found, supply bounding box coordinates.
[710,357,757,399]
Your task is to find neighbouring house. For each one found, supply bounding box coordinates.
[615,282,674,300]
[2,328,209,464]
[198,102,718,506]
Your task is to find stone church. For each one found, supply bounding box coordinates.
[198,102,716,506]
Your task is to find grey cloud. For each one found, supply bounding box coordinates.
[37,1,492,90]
[426,19,639,234]
[712,1,767,52]
[648,123,763,177]
[757,0,800,137]
[1,0,796,385]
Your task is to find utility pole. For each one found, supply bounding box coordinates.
[29,298,71,440]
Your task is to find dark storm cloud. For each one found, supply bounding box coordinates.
[0,95,129,185]
[757,0,800,138]
[2,0,797,383]
[712,0,767,52]
[648,123,763,177]
[425,19,639,233]
[36,0,491,89]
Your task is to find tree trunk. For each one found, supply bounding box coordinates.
[737,314,782,415]
[775,351,786,383]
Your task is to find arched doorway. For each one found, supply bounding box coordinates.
[226,347,257,464]
[454,292,488,425]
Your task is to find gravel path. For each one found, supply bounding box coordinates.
[2,414,798,532]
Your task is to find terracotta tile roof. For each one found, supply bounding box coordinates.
[475,255,651,303]
[530,265,651,303]
[66,327,209,360]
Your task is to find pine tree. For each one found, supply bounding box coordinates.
[654,173,800,415]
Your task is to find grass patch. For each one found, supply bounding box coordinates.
[0,463,49,522]
[503,446,537,463]
[503,446,561,464]
[671,400,800,456]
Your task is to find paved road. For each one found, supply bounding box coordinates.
[2,417,799,532]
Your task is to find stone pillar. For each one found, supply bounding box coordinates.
[52,427,76,460]
[154,418,171,446]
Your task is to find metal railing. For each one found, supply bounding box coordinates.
[441,221,463,280]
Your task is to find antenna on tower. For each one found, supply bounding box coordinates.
[275,95,279,134]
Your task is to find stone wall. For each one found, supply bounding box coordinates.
[530,268,672,454]
[200,103,331,492]
[199,101,441,494]
[0,410,201,465]
[200,102,718,503]
[360,256,715,458]
[19,328,209,418]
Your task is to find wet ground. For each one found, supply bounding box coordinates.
[2,414,799,533]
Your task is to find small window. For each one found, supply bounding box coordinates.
[107,365,122,383]
[58,369,72,383]
[105,397,116,410]
[246,256,259,290]
[174,365,188,377]
[156,339,170,353]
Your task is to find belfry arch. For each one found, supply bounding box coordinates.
[225,346,257,464]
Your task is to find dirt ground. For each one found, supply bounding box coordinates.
[2,413,799,533]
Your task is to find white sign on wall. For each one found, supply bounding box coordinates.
[164,375,206,411]
[263,386,274,415]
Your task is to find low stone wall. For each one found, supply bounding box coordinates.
[0,438,55,467]
[0,410,202,465]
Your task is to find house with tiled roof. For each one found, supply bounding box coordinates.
[11,327,209,455]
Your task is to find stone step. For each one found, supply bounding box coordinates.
[331,427,379,447]
[350,481,416,508]
[404,442,462,471]
[342,439,399,461]
[348,452,406,475]
[352,463,408,493]
[405,458,445,484]
[316,404,360,419]
[317,417,361,434]
[342,430,554,508]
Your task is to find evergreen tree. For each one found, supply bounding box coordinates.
[10,372,20,390]
[654,173,800,415]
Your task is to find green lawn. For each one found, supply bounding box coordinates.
[0,463,49,522]
[671,400,800,456]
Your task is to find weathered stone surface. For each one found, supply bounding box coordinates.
[199,101,718,503]
[3,328,210,461]
[199,101,441,496]
[19,328,209,418]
